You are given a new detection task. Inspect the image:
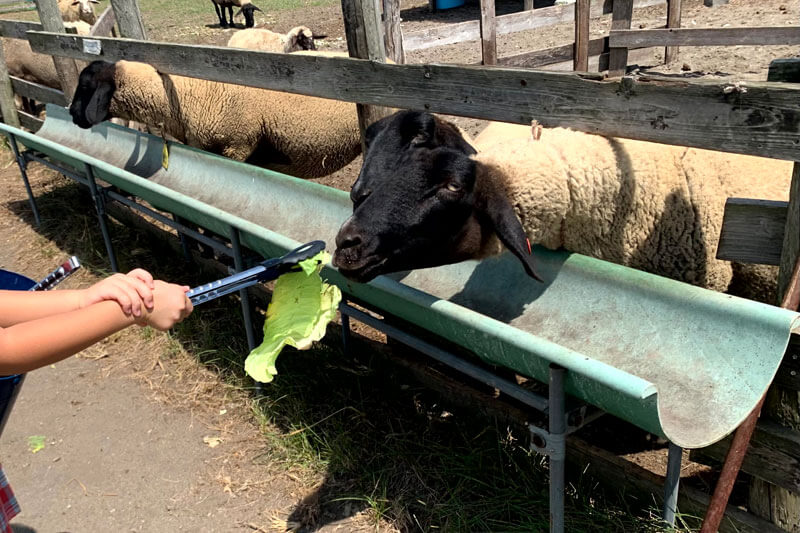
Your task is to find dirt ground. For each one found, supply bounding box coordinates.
[0,0,799,531]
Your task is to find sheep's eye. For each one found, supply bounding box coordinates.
[445,182,461,193]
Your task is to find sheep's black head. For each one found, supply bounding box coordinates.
[236,4,261,28]
[294,27,318,50]
[70,60,116,129]
[333,110,541,283]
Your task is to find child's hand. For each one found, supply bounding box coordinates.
[80,269,156,317]
[137,281,193,331]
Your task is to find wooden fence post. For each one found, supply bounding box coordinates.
[109,0,146,40]
[665,0,681,64]
[573,0,590,71]
[341,0,393,151]
[523,0,533,11]
[608,0,633,77]
[746,58,800,533]
[382,0,404,63]
[0,41,20,127]
[480,0,496,65]
[34,0,78,102]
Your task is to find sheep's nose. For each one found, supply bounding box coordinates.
[335,219,363,250]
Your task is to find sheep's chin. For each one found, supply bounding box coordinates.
[333,253,388,283]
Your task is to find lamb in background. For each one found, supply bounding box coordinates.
[333,110,792,302]
[227,26,325,52]
[58,0,98,24]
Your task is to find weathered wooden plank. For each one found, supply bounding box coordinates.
[610,26,800,48]
[608,0,634,77]
[479,0,496,65]
[34,0,79,101]
[17,109,42,131]
[775,334,800,392]
[109,0,146,40]
[664,0,681,64]
[9,76,67,106]
[574,0,590,71]
[498,36,608,68]
[0,19,41,39]
[89,5,117,37]
[382,0,404,64]
[403,0,665,52]
[0,37,19,128]
[27,32,800,161]
[341,0,392,150]
[691,420,800,494]
[768,58,800,83]
[716,198,787,266]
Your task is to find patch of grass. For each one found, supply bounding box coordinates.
[1,151,696,532]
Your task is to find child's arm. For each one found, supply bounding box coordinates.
[0,280,193,375]
[0,269,157,327]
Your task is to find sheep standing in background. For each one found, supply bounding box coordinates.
[211,0,261,28]
[227,26,324,52]
[333,110,792,302]
[58,0,98,24]
[69,60,361,179]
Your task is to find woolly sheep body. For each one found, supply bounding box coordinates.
[227,26,315,52]
[76,60,360,179]
[472,122,792,297]
[4,21,91,89]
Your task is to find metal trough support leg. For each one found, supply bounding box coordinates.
[229,226,256,353]
[549,364,566,533]
[84,164,118,273]
[8,135,41,226]
[663,442,682,526]
[173,214,194,263]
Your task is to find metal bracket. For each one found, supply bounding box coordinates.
[529,424,566,460]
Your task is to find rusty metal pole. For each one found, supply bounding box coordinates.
[699,256,800,533]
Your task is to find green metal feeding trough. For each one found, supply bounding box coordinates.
[3,104,798,529]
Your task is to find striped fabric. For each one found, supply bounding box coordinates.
[0,465,19,533]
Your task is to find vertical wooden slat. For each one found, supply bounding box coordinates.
[607,0,633,76]
[34,0,79,102]
[109,0,146,40]
[480,0,497,65]
[523,0,533,11]
[665,0,681,64]
[0,41,20,127]
[382,0,404,63]
[89,5,117,37]
[573,0,590,71]
[341,0,393,152]
[748,60,800,532]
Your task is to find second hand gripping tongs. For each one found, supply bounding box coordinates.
[186,240,326,306]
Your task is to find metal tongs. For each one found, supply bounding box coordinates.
[186,240,326,306]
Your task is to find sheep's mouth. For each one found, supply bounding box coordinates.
[333,252,388,283]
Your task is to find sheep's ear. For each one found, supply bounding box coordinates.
[312,33,327,39]
[251,5,262,11]
[479,189,542,281]
[85,81,113,126]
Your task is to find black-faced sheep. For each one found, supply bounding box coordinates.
[227,26,323,52]
[69,60,361,179]
[333,110,792,301]
[59,0,98,24]
[211,0,261,28]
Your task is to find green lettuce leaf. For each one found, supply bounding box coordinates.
[244,251,342,383]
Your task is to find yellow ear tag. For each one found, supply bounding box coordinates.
[161,140,169,170]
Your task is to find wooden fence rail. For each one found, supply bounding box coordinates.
[9,77,67,106]
[610,26,800,48]
[0,19,42,39]
[403,0,666,52]
[26,31,800,162]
